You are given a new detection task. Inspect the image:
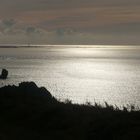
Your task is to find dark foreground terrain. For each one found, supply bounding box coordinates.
[0,82,140,140]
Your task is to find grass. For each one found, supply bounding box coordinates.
[0,82,140,140]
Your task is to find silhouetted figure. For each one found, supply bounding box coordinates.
[0,69,8,79]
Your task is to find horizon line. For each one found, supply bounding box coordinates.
[0,44,140,49]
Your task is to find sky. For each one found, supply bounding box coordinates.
[0,0,140,45]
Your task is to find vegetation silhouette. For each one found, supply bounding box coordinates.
[0,82,140,140]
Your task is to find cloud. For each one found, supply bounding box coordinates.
[25,26,39,35]
[0,19,17,34]
[1,19,16,28]
[0,19,44,34]
[0,18,140,45]
[55,28,76,36]
[0,0,140,44]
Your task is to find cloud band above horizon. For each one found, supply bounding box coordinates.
[0,0,140,45]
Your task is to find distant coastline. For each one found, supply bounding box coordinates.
[0,44,140,49]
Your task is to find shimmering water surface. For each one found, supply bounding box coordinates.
[0,46,140,106]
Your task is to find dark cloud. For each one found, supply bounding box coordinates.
[55,28,76,36]
[26,26,38,35]
[1,19,16,28]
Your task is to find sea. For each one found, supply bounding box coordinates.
[0,45,140,107]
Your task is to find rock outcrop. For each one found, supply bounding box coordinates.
[0,69,8,79]
[0,82,140,140]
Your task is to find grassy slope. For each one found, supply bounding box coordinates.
[0,82,140,140]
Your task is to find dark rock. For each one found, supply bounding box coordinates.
[0,69,8,79]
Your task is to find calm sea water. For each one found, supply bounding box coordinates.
[0,46,140,107]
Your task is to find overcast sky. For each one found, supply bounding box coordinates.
[0,0,140,45]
